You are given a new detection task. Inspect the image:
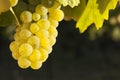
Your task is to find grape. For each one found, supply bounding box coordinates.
[19,29,32,40]
[30,23,39,34]
[30,61,42,70]
[40,37,50,48]
[9,41,20,52]
[49,36,56,46]
[9,1,64,70]
[49,18,59,28]
[37,19,50,30]
[49,9,64,21]
[35,30,49,38]
[27,36,40,49]
[12,52,20,60]
[48,26,58,37]
[20,11,32,23]
[39,48,49,62]
[41,14,48,19]
[9,0,18,7]
[29,49,41,61]
[35,4,48,15]
[19,43,33,57]
[14,32,20,41]
[18,56,31,69]
[43,45,52,54]
[32,13,41,21]
[21,23,30,29]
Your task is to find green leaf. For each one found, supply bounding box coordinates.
[76,0,118,33]
[0,0,10,14]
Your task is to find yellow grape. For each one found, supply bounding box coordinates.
[0,0,10,13]
[35,30,49,38]
[29,49,41,61]
[37,19,50,30]
[12,52,20,60]
[21,23,30,29]
[39,48,49,62]
[49,9,64,21]
[35,4,48,15]
[19,29,32,40]
[49,18,59,28]
[18,56,31,69]
[49,36,56,46]
[30,23,39,34]
[43,45,52,54]
[32,12,41,21]
[14,32,20,41]
[40,37,50,48]
[9,0,18,7]
[41,14,48,19]
[9,41,20,52]
[27,36,40,49]
[48,26,58,37]
[19,43,33,57]
[30,61,42,70]
[20,11,32,23]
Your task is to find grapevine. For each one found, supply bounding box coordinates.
[0,0,119,70]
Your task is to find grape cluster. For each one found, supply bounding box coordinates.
[10,2,64,70]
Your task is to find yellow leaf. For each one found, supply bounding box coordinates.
[76,0,118,33]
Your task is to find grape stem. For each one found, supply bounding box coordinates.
[10,7,20,26]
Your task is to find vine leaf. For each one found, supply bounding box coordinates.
[0,0,10,14]
[76,0,118,33]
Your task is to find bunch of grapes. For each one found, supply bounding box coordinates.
[9,1,64,70]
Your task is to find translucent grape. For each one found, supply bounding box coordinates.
[19,29,32,40]
[35,4,48,15]
[39,48,49,62]
[43,45,52,54]
[49,36,56,46]
[30,61,42,70]
[41,14,48,19]
[48,26,58,37]
[12,52,20,60]
[32,13,41,21]
[29,49,41,61]
[30,23,39,34]
[18,56,31,69]
[37,19,50,30]
[35,30,49,38]
[19,43,33,57]
[9,0,18,7]
[27,36,40,49]
[40,37,50,49]
[49,9,64,21]
[49,18,59,28]
[20,11,32,23]
[9,41,20,52]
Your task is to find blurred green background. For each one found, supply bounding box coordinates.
[0,5,120,80]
